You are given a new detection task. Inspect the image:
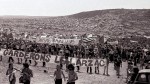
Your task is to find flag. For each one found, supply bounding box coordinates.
[82,37,95,43]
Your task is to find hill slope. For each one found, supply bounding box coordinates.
[0,9,150,37]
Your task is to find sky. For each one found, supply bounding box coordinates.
[0,0,150,16]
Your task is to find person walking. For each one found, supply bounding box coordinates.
[54,65,66,84]
[6,63,16,84]
[67,64,78,84]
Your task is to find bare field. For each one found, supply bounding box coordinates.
[0,61,127,84]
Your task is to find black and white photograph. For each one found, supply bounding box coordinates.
[0,0,150,84]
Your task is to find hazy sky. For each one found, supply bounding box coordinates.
[0,0,150,16]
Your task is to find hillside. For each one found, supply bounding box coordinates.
[0,9,150,37]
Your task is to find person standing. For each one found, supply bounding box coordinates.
[94,46,99,58]
[109,49,114,62]
[65,48,70,59]
[65,58,69,72]
[21,63,33,84]
[87,55,92,74]
[139,55,145,69]
[95,56,99,74]
[129,66,139,83]
[115,57,122,78]
[103,55,110,76]
[76,55,81,72]
[54,65,66,84]
[104,44,110,76]
[67,64,78,84]
[126,58,133,82]
[95,62,99,74]
[87,48,94,74]
[6,63,16,84]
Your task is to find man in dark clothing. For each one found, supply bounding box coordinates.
[21,63,33,84]
[87,49,93,74]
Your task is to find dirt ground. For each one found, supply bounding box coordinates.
[0,61,127,84]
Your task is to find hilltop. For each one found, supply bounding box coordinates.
[0,9,150,37]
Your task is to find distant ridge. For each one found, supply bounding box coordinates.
[69,9,150,18]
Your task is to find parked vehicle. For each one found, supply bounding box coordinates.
[127,69,150,84]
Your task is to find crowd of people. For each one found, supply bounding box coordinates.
[1,31,150,67]
[1,31,150,84]
[0,32,101,59]
[6,62,79,84]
